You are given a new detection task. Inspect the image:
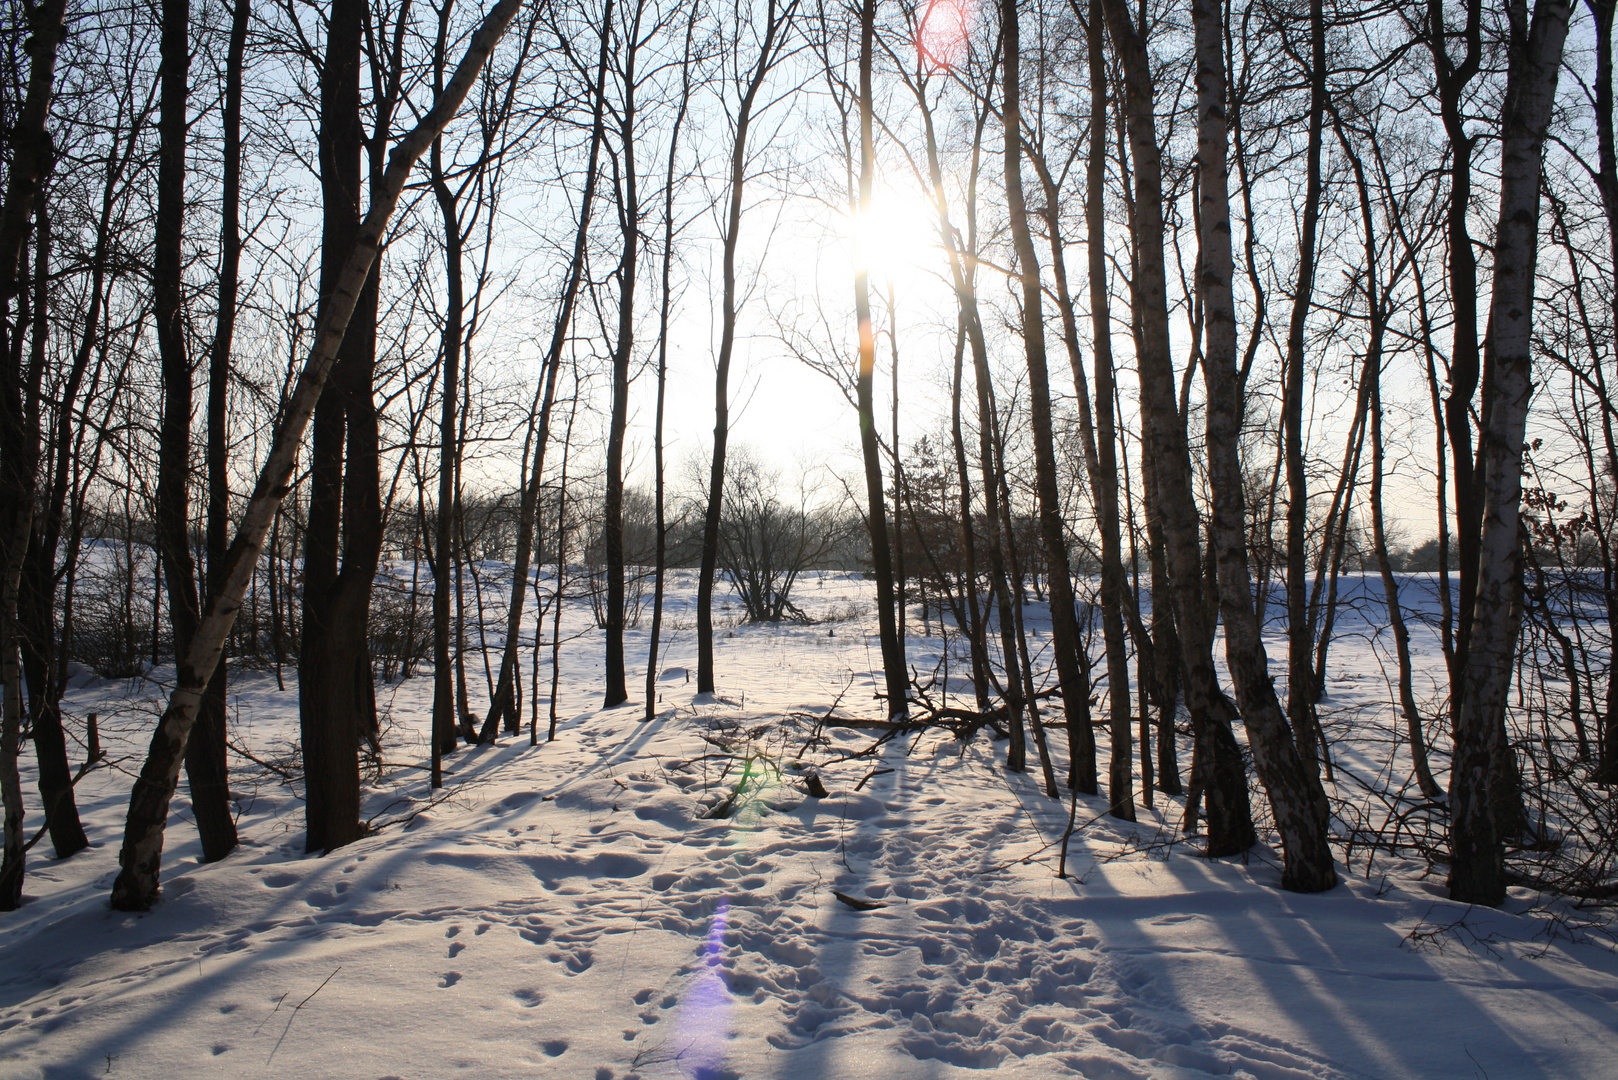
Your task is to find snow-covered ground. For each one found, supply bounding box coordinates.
[2,570,1615,1079]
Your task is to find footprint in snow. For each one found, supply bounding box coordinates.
[438,972,461,988]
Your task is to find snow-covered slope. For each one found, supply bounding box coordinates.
[2,572,1614,1079]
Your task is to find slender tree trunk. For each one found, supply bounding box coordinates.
[849,0,908,717]
[18,211,87,860]
[1371,372,1442,800]
[193,0,251,862]
[1449,0,1571,906]
[697,0,796,696]
[550,395,582,742]
[430,0,464,775]
[645,17,694,723]
[152,0,235,861]
[604,0,645,709]
[479,8,609,742]
[1283,0,1327,770]
[109,0,524,909]
[20,107,138,861]
[1427,0,1486,683]
[1584,0,1618,784]
[1001,0,1092,791]
[911,75,994,711]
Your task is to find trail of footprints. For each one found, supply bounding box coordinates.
[560,785,1367,1079]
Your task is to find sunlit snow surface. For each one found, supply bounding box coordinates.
[1,569,1615,1079]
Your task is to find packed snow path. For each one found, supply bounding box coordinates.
[3,573,1616,1078]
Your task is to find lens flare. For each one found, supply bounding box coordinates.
[667,898,732,1079]
[916,0,976,72]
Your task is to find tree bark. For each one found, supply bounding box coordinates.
[430,0,465,774]
[1582,0,1618,784]
[604,0,647,709]
[1083,2,1134,816]
[1426,0,1485,687]
[1449,0,1571,907]
[194,0,251,863]
[645,14,695,723]
[300,0,372,855]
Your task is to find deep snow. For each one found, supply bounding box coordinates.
[2,570,1615,1079]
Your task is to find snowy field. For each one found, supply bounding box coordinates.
[2,570,1616,1079]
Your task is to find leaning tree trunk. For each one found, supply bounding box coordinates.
[1192,0,1335,892]
[1449,0,1571,907]
[108,0,525,911]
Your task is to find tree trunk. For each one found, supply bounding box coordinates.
[1083,7,1135,815]
[194,0,251,863]
[108,0,524,910]
[1099,0,1254,855]
[1583,0,1618,784]
[697,0,796,696]
[645,16,694,723]
[430,0,465,774]
[1282,0,1327,770]
[912,72,1000,715]
[1449,0,1571,906]
[851,0,908,717]
[1001,0,1092,791]
[151,0,236,862]
[17,211,87,860]
[1427,0,1486,688]
[479,6,609,742]
[1192,0,1335,892]
[300,0,372,855]
[604,0,646,709]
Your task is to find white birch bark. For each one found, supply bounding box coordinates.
[1448,0,1572,906]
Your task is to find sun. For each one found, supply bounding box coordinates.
[849,186,940,295]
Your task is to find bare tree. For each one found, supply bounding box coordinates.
[0,0,70,911]
[1192,0,1335,892]
[110,0,525,910]
[1099,0,1255,857]
[1001,0,1093,797]
[695,0,800,696]
[1448,0,1572,907]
